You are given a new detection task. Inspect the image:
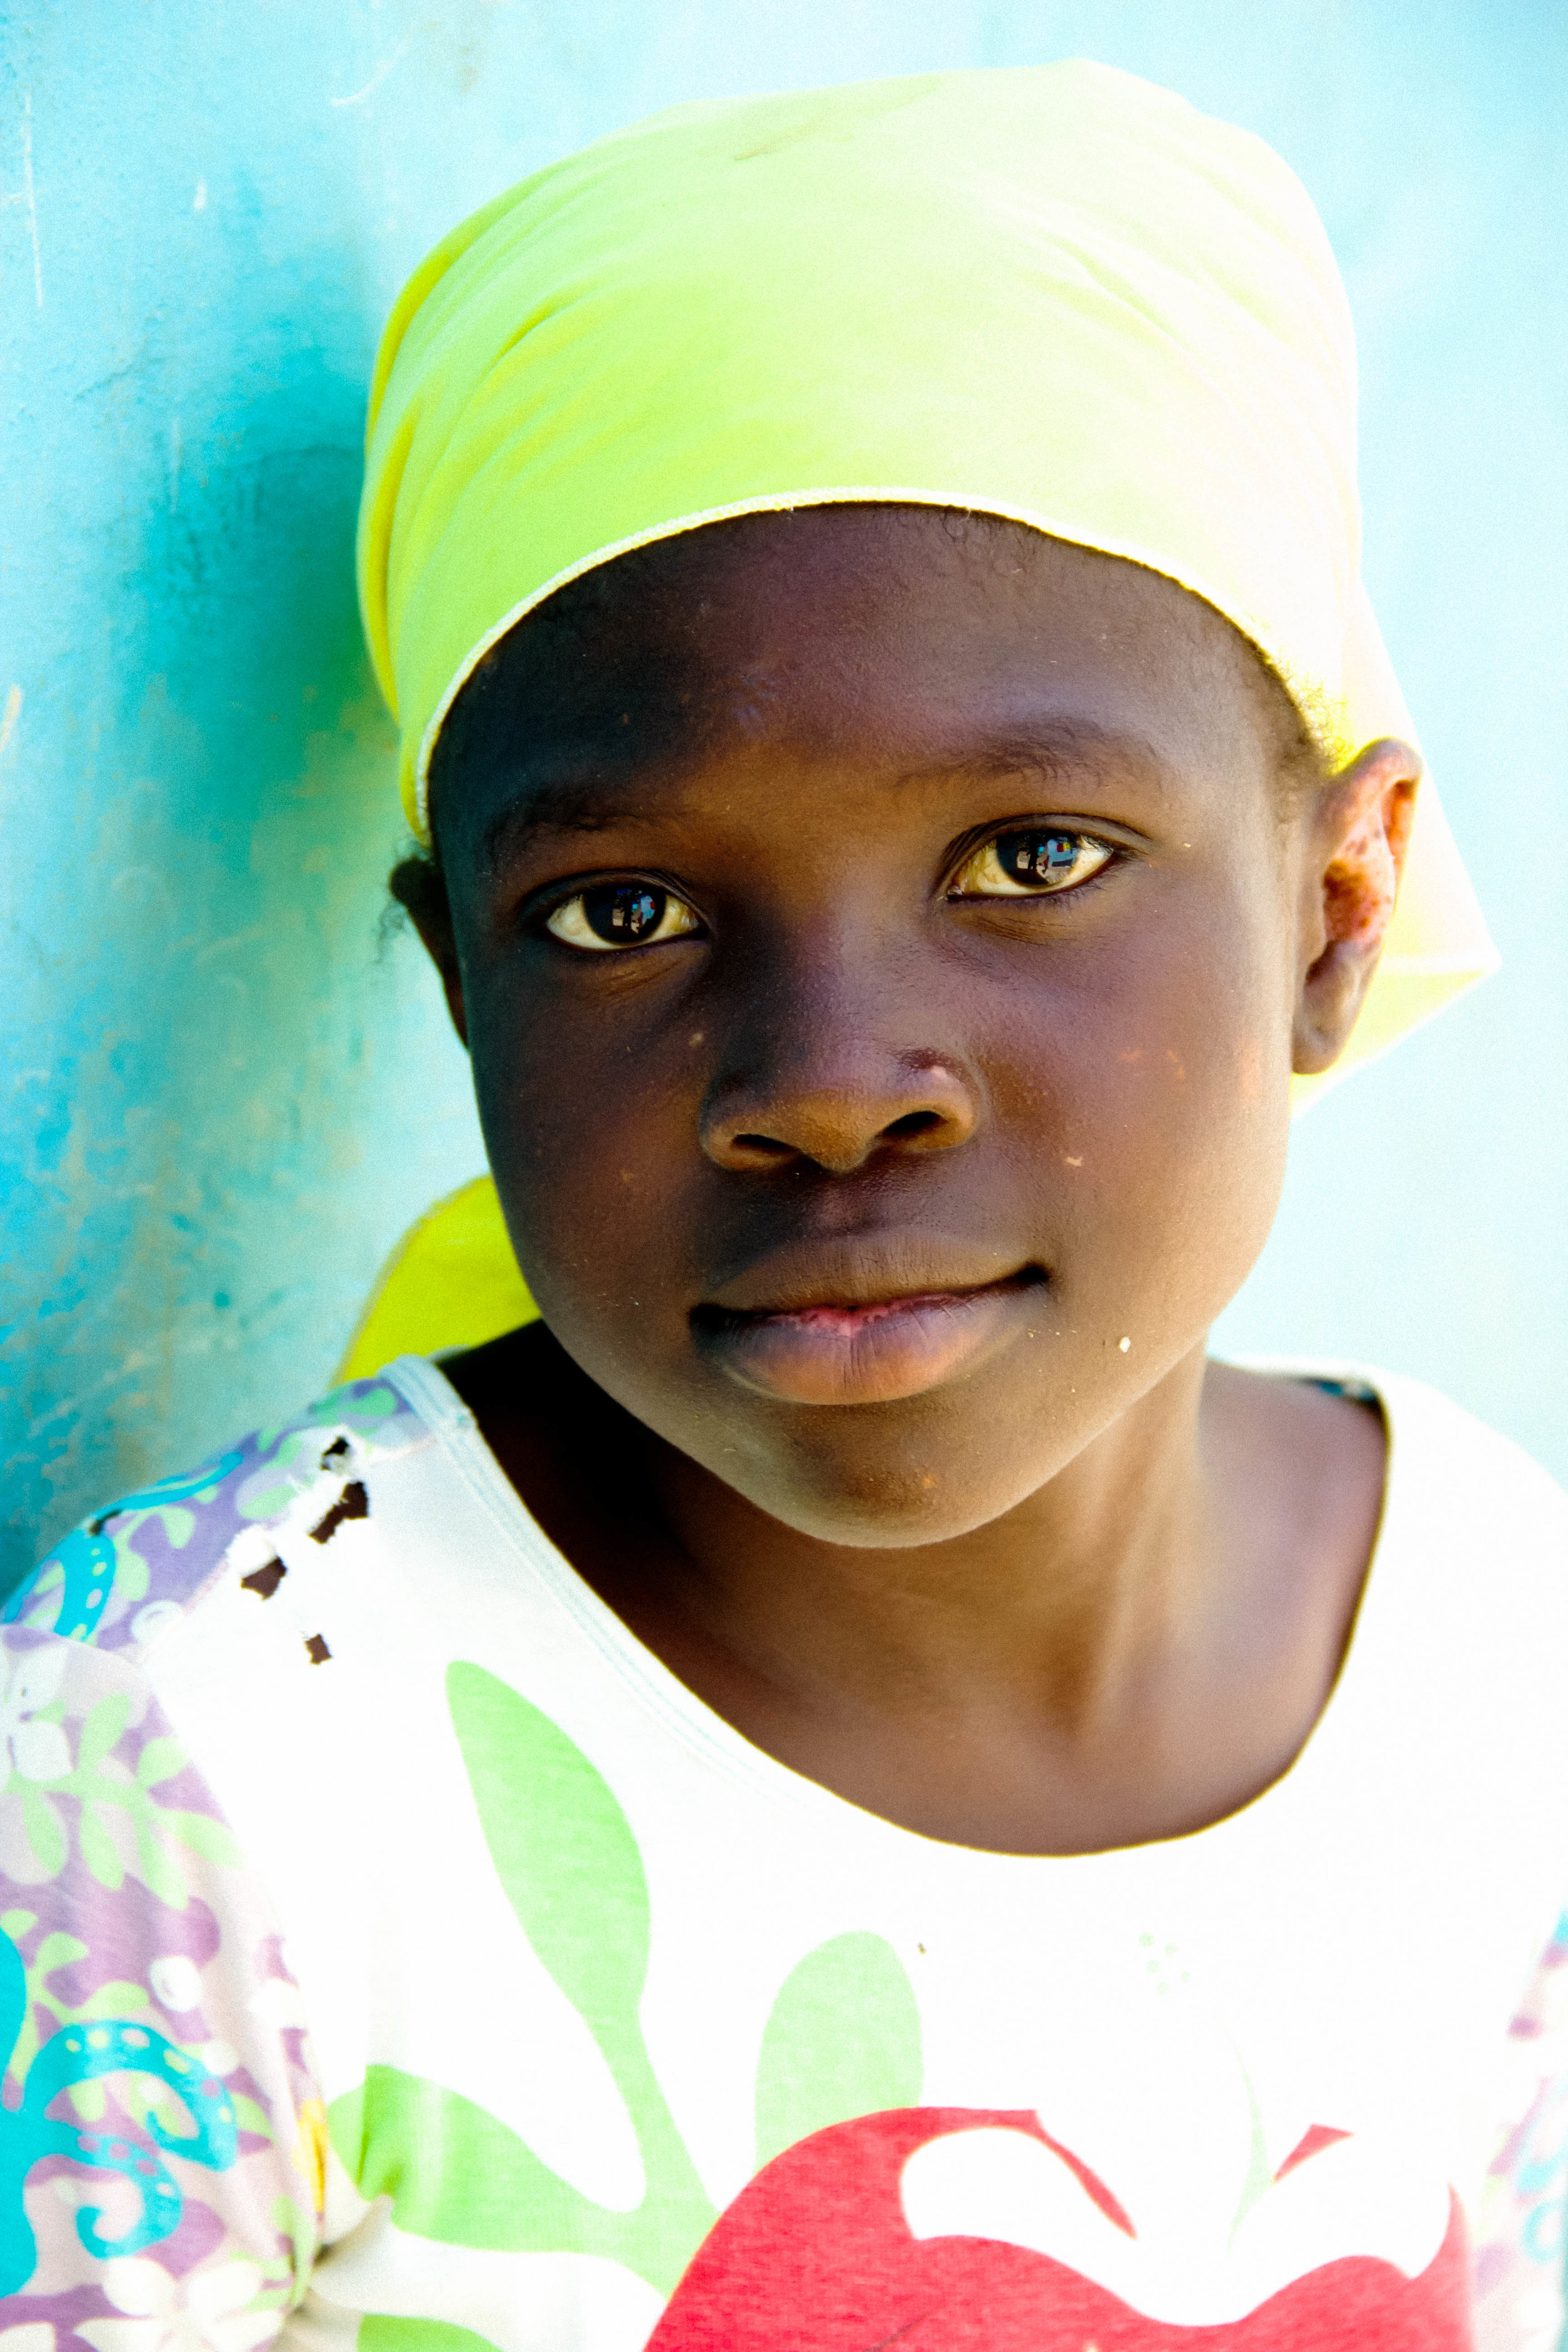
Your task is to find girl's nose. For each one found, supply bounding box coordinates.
[699,1047,980,1175]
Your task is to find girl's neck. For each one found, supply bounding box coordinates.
[447,1328,1385,1855]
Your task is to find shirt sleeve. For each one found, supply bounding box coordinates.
[0,1623,325,2346]
[1472,1909,1568,2352]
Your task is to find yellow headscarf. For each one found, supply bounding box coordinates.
[345,62,1496,1374]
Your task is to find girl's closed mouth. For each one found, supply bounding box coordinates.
[692,1266,1046,1406]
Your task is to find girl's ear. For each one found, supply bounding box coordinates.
[421,919,470,1052]
[389,853,470,1050]
[1292,738,1422,1076]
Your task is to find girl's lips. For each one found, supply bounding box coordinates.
[695,1274,1040,1406]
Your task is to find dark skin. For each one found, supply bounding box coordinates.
[405,507,1418,1857]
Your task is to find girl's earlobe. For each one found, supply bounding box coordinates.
[1292,739,1421,1077]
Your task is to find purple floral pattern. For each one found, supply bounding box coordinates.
[0,1381,426,2339]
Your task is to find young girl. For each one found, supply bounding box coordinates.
[4,61,1562,2352]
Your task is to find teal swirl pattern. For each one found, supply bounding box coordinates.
[3,1453,243,1642]
[0,1924,239,2295]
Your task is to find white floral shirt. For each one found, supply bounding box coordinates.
[2,1357,1567,2351]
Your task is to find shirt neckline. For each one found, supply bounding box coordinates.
[385,1349,1402,1879]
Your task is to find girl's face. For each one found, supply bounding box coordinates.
[429,511,1338,1545]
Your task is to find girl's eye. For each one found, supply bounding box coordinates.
[950,827,1114,899]
[545,881,702,952]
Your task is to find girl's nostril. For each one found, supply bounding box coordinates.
[884,1110,943,1140]
[734,1133,794,1158]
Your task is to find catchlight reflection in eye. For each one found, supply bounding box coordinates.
[546,881,702,951]
[951,829,1113,898]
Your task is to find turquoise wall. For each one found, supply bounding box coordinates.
[4,1,1565,1584]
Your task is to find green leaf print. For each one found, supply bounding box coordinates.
[134,1821,190,1909]
[29,1931,85,1981]
[754,1931,923,2170]
[78,1695,131,1775]
[135,1736,186,1789]
[2,1685,240,1903]
[77,1803,124,1890]
[442,1665,716,2291]
[271,2191,314,2278]
[361,2321,502,2352]
[333,2067,615,2256]
[159,1809,241,1866]
[20,1787,65,1875]
[333,1669,934,2311]
[1229,2063,1275,2243]
[446,1663,649,2025]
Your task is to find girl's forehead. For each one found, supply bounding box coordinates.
[458,658,1268,933]
[438,512,1269,820]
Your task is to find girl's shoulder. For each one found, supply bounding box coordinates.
[1226,1357,1568,1690]
[1246,1355,1568,1542]
[1359,1360,1568,1552]
[4,1370,439,1668]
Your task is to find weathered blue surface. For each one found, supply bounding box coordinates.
[3,1,1565,1589]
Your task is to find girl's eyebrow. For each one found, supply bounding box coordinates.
[477,717,1172,871]
[894,718,1175,797]
[480,774,667,872]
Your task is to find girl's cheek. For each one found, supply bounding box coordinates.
[482,1042,700,1294]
